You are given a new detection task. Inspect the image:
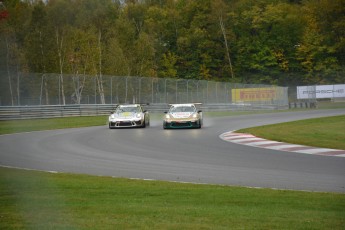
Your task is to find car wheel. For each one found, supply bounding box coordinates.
[109,123,113,129]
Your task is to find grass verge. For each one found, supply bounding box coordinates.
[1,167,344,229]
[238,115,345,150]
[1,108,344,228]
[0,116,108,135]
[1,101,344,135]
[0,111,273,135]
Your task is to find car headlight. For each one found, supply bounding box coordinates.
[109,114,118,121]
[165,114,171,119]
[136,113,142,118]
[192,113,198,118]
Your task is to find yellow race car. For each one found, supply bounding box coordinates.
[163,103,203,129]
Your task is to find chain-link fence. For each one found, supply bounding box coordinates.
[0,73,288,107]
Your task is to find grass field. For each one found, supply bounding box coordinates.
[0,110,271,135]
[0,116,108,135]
[238,115,345,150]
[1,167,344,229]
[1,108,345,228]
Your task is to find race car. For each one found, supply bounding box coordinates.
[163,103,203,129]
[108,104,150,128]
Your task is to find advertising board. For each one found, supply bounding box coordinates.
[297,84,345,99]
[232,87,285,102]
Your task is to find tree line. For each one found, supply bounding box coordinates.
[0,0,344,105]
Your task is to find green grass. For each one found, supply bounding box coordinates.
[1,166,344,229]
[238,115,345,150]
[0,116,108,135]
[0,111,269,135]
[1,100,344,135]
[1,108,345,228]
[317,101,345,109]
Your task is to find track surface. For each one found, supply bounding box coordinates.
[1,109,345,193]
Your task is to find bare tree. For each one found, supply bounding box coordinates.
[96,29,105,104]
[39,30,49,105]
[219,14,235,79]
[56,27,66,105]
[212,0,235,79]
[5,36,14,106]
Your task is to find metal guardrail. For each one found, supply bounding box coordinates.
[0,104,114,120]
[0,103,289,120]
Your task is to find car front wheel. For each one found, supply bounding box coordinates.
[197,119,202,129]
[141,119,146,128]
[163,121,168,129]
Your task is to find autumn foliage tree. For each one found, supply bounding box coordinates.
[0,0,344,105]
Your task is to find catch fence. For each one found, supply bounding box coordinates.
[0,73,288,108]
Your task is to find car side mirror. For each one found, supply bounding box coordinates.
[198,110,202,113]
[164,111,167,114]
[110,112,114,114]
[143,110,147,113]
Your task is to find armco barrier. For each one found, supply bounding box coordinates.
[0,105,114,120]
[0,103,288,120]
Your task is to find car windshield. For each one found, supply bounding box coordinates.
[170,106,195,113]
[115,106,141,113]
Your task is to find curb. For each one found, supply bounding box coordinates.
[219,131,345,157]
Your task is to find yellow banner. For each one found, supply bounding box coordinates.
[232,88,282,102]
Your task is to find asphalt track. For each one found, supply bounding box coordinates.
[1,109,345,193]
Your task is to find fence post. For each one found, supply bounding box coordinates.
[151,78,154,104]
[164,79,168,104]
[110,77,113,105]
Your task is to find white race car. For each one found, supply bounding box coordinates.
[108,104,150,128]
[163,103,203,129]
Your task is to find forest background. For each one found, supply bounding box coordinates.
[0,0,344,105]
